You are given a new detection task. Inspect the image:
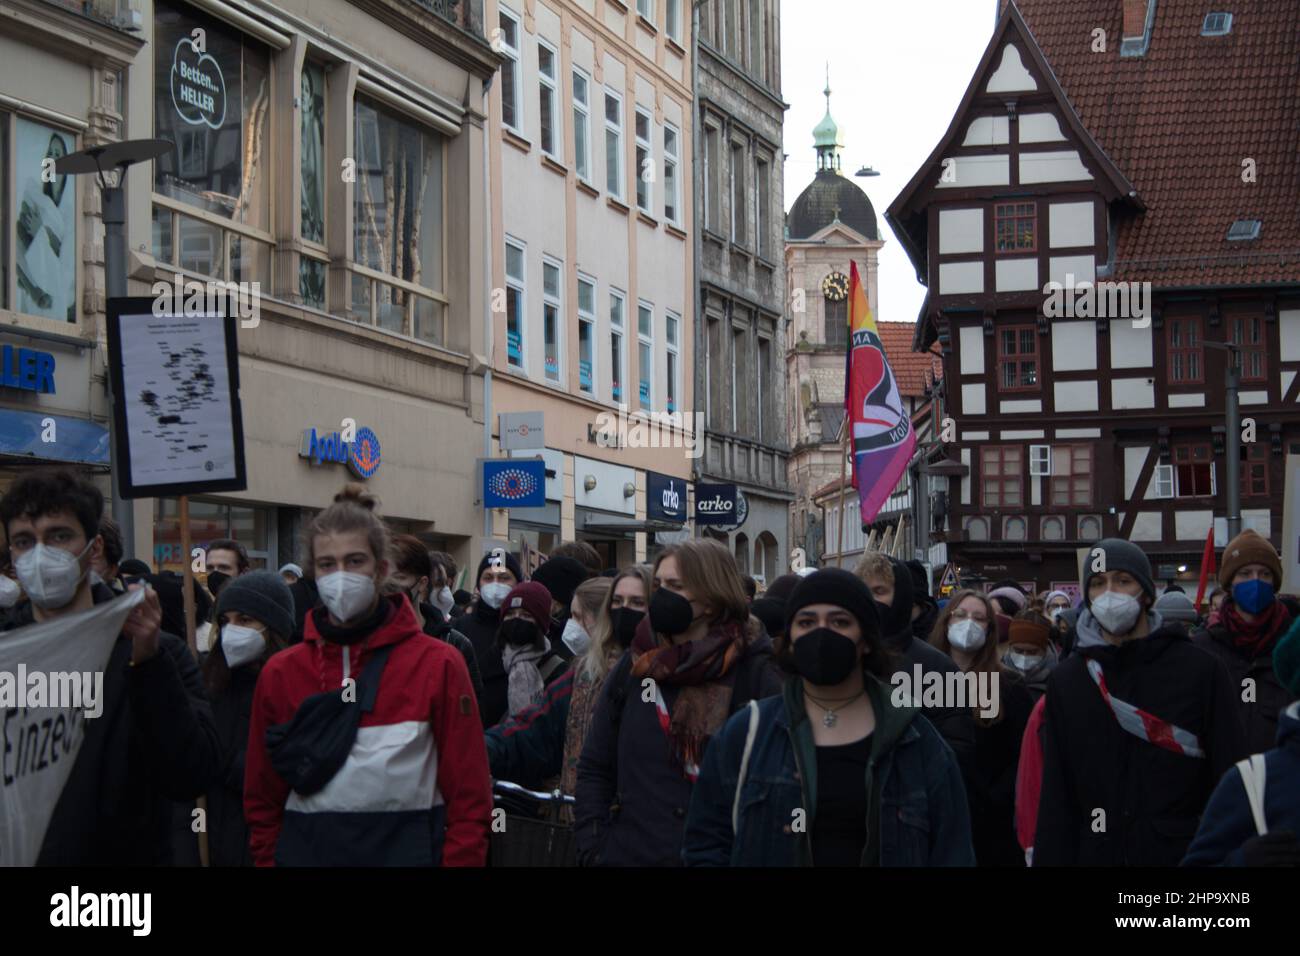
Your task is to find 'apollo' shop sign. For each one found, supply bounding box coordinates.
[299,426,382,480]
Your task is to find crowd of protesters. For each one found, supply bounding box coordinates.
[2,466,1298,867]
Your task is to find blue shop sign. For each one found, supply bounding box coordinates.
[299,426,381,480]
[1,345,56,393]
[646,471,688,523]
[0,410,108,465]
[483,458,546,508]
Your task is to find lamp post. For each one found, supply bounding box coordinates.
[1205,340,1242,540]
[55,138,173,559]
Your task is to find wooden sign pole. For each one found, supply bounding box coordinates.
[179,495,211,868]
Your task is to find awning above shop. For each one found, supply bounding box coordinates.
[580,515,685,536]
[0,410,110,466]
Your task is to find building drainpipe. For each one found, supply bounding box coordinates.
[483,72,495,540]
[692,0,706,540]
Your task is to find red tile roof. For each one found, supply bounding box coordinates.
[878,321,943,396]
[1006,0,1300,287]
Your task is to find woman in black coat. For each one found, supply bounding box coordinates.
[198,571,294,866]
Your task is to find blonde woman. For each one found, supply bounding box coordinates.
[928,588,1035,866]
[486,567,652,803]
[574,540,782,866]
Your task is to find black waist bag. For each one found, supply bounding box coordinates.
[266,644,394,795]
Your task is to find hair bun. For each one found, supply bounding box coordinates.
[334,483,378,511]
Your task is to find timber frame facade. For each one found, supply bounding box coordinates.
[886,2,1300,594]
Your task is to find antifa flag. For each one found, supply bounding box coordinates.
[845,260,916,526]
[0,588,144,865]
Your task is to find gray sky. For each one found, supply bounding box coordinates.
[781,0,996,324]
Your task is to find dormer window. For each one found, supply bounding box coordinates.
[1227,219,1261,241]
[1201,12,1233,36]
[995,202,1037,253]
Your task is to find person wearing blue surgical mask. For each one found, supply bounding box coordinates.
[1192,529,1300,753]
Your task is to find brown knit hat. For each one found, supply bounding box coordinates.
[1218,529,1283,588]
[1007,617,1051,650]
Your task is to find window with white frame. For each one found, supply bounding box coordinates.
[538,41,560,159]
[578,275,596,395]
[505,238,526,369]
[665,311,680,413]
[635,108,653,213]
[637,0,654,24]
[605,91,624,201]
[666,0,681,42]
[499,7,522,133]
[638,301,654,410]
[663,123,680,225]
[572,68,591,182]
[610,290,626,403]
[543,258,562,383]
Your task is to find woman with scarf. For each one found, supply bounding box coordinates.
[574,541,781,866]
[1002,610,1058,701]
[453,550,524,727]
[1192,529,1300,753]
[486,569,650,803]
[495,581,568,719]
[682,569,974,866]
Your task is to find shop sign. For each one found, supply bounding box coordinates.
[646,471,687,523]
[1,345,56,393]
[170,35,227,129]
[299,425,381,480]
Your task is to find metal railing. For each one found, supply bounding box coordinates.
[410,0,485,38]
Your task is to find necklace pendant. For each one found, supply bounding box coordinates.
[822,710,837,728]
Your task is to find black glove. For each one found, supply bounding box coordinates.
[1238,830,1300,866]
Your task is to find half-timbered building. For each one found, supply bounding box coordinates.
[886,0,1300,593]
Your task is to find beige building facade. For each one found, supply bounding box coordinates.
[485,0,696,570]
[2,0,500,582]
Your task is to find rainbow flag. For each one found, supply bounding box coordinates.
[844,260,915,526]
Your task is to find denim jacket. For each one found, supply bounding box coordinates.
[682,674,975,866]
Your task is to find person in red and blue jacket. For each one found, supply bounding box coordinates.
[244,484,492,866]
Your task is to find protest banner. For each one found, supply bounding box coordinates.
[0,588,144,866]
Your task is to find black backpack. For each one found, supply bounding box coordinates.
[265,644,394,795]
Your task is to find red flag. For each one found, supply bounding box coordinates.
[1194,526,1216,609]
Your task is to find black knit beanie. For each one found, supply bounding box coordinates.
[476,549,523,584]
[531,555,589,605]
[215,570,296,638]
[784,568,882,641]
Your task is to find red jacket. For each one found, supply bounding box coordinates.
[244,595,492,866]
[1015,694,1048,857]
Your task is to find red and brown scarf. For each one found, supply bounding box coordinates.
[1221,598,1291,659]
[630,616,749,777]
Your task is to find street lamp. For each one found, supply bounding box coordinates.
[1203,340,1242,540]
[55,138,173,559]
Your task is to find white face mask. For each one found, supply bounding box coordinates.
[947,617,987,651]
[1090,590,1143,635]
[317,571,376,623]
[221,623,267,669]
[1048,607,1066,622]
[1007,650,1044,672]
[15,540,92,610]
[0,574,22,609]
[479,581,512,610]
[561,617,591,656]
[432,586,454,615]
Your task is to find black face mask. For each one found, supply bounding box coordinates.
[791,627,860,686]
[499,617,540,648]
[206,570,231,598]
[649,588,695,637]
[610,607,646,648]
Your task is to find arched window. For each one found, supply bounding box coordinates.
[1078,514,1103,541]
[734,533,749,573]
[755,531,779,583]
[965,516,989,541]
[1041,516,1065,541]
[1004,516,1027,541]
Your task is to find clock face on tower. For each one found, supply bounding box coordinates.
[822,271,849,302]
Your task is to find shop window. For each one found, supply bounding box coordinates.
[352,97,445,341]
[153,3,272,284]
[153,498,274,577]
[11,116,77,322]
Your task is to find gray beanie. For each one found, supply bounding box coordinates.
[1081,538,1155,606]
[1154,591,1198,623]
[215,570,295,638]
